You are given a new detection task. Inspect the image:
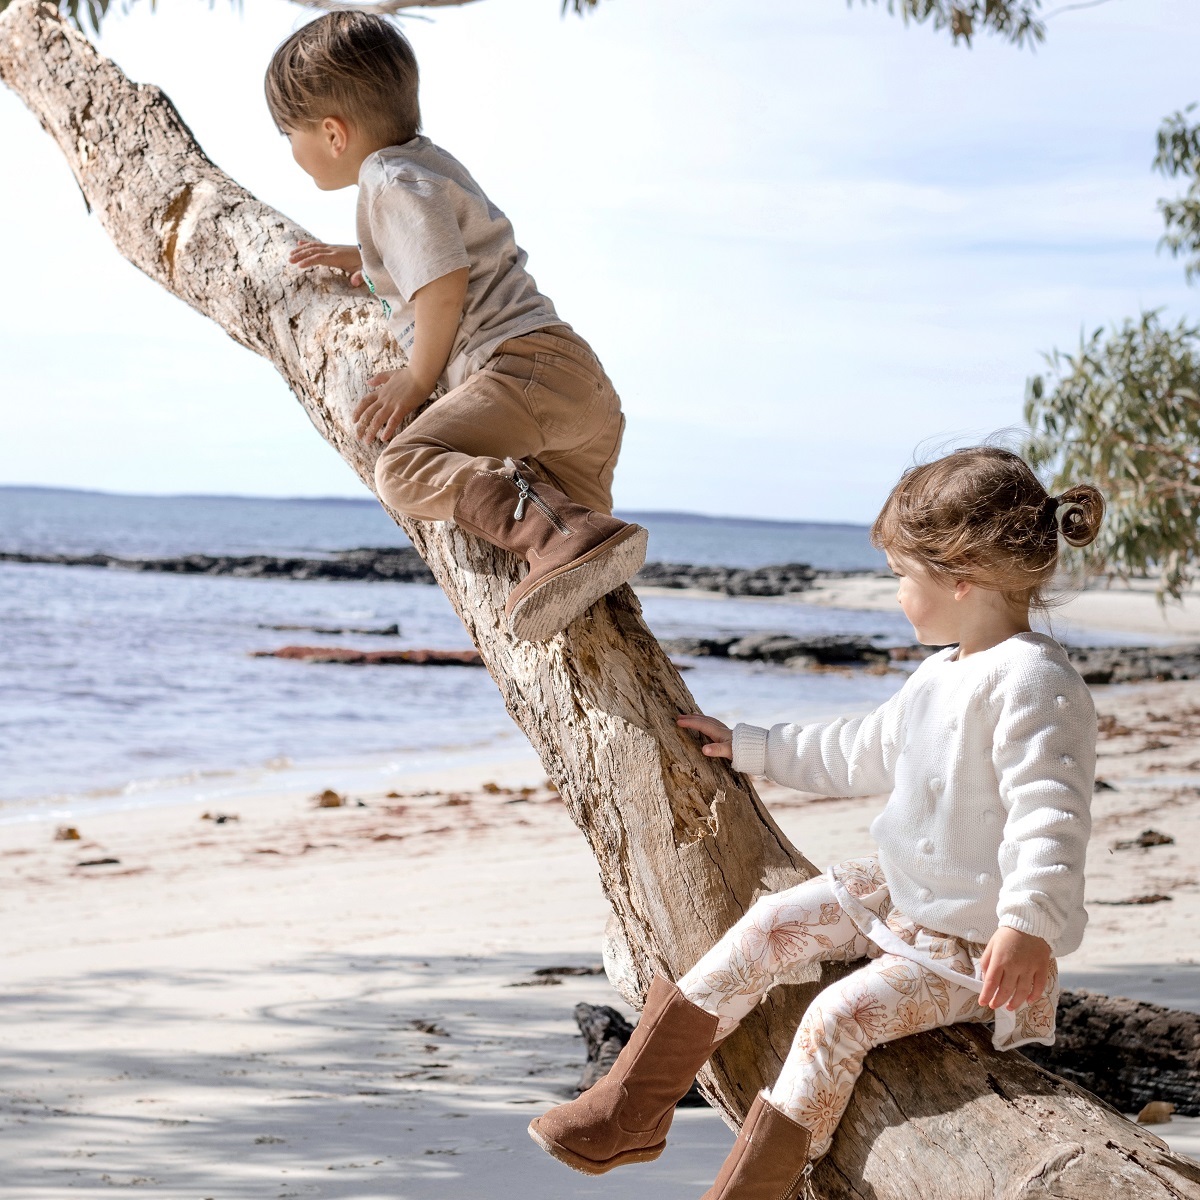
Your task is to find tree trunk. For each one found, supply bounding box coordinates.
[2,4,1197,1195]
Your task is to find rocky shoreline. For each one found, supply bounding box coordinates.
[0,547,439,584]
[0,548,845,596]
[9,549,1199,683]
[661,632,894,669]
[662,633,1200,684]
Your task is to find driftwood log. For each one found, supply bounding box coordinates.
[1023,990,1200,1118]
[2,4,1197,1194]
[573,1001,708,1104]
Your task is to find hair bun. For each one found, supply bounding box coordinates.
[1054,484,1105,548]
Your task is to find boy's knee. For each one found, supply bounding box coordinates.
[374,436,421,512]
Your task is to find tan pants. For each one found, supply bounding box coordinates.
[374,326,626,521]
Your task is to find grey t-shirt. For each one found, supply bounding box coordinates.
[356,138,565,390]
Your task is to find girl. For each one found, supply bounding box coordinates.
[528,446,1104,1199]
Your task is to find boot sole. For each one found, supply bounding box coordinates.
[526,1119,665,1175]
[507,524,648,642]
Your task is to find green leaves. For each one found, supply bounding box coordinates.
[1025,313,1200,600]
[1026,112,1200,602]
[1,0,1042,39]
[1156,105,1200,283]
[0,0,135,33]
[0,0,174,33]
[849,1,1047,47]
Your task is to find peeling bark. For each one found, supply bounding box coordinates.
[2,3,1197,1194]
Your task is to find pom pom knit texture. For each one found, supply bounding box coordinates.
[732,632,1095,957]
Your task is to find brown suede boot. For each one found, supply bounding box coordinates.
[700,1092,814,1200]
[453,463,648,641]
[527,974,719,1175]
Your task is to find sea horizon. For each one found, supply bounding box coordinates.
[0,482,872,534]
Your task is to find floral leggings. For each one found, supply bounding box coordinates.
[677,863,993,1161]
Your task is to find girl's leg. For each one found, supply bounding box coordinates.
[528,874,863,1177]
[678,875,871,1036]
[769,953,991,1160]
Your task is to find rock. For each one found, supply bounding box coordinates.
[76,857,120,867]
[1094,778,1118,792]
[260,622,401,636]
[200,811,239,824]
[1093,893,1173,906]
[1067,643,1200,685]
[633,561,816,596]
[1113,829,1175,850]
[1137,1101,1176,1124]
[1022,990,1200,1117]
[888,644,941,661]
[661,633,892,668]
[0,547,436,583]
[254,646,483,666]
[406,1019,448,1037]
[660,635,1200,684]
[312,789,348,808]
[54,826,81,841]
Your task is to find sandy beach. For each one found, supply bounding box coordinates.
[4,586,1200,1197]
[799,573,1200,641]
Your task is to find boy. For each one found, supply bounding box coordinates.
[266,12,646,641]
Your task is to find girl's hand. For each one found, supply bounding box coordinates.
[290,240,364,287]
[978,927,1051,1011]
[353,370,431,442]
[677,714,734,759]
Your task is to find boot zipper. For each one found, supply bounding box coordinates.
[511,469,571,535]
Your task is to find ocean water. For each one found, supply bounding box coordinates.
[0,486,886,570]
[0,487,1124,821]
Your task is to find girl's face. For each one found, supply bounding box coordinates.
[886,552,964,646]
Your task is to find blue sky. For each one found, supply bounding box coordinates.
[1,0,1197,521]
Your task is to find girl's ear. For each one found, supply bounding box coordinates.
[953,579,972,602]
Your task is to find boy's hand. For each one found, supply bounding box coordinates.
[978,926,1051,1011]
[354,370,433,442]
[677,714,734,759]
[290,240,364,287]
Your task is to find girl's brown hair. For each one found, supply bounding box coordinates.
[265,12,421,147]
[870,446,1104,611]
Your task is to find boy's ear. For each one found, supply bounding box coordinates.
[321,115,352,157]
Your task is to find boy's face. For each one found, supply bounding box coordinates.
[286,118,359,190]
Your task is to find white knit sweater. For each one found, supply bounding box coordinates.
[732,632,1095,956]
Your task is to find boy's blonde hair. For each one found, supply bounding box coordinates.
[265,12,421,147]
[871,446,1105,611]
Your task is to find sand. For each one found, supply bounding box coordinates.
[800,573,1200,640]
[4,589,1200,1196]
